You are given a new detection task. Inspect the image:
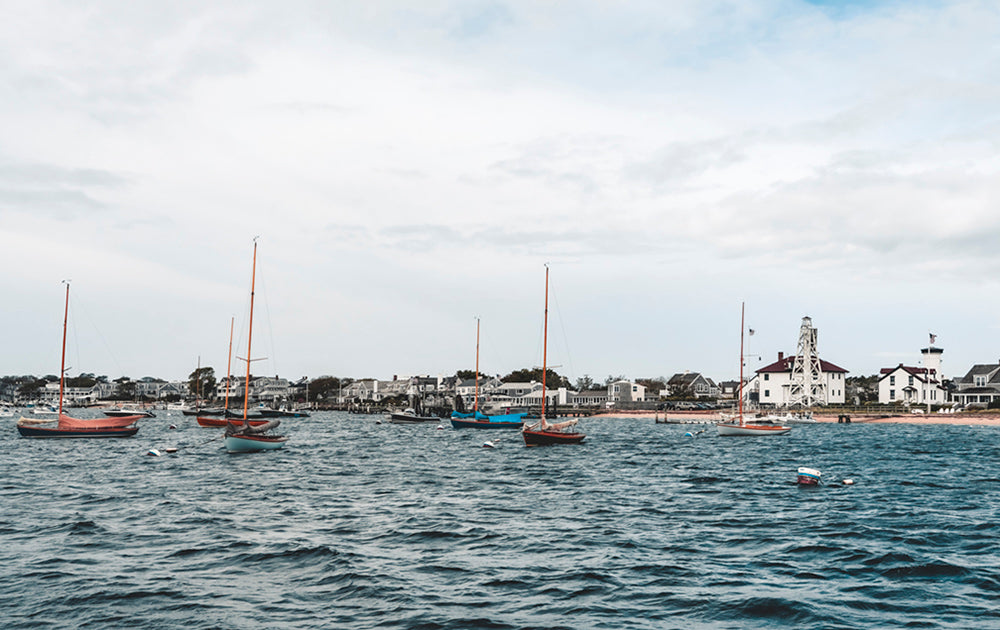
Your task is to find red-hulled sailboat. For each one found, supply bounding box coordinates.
[17,282,141,438]
[522,265,585,446]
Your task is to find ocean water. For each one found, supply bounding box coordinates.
[1,412,998,629]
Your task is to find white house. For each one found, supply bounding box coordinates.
[878,345,946,405]
[751,351,848,407]
[572,389,609,406]
[878,365,945,405]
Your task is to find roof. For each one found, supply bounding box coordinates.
[878,365,939,384]
[757,355,848,374]
[668,372,704,385]
[959,364,1000,383]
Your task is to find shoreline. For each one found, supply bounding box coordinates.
[591,409,1000,427]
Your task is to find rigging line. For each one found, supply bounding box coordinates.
[72,289,126,378]
[548,275,576,384]
[259,271,278,378]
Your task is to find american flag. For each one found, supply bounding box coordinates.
[929,333,937,345]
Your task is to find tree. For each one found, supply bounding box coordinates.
[666,382,695,400]
[456,370,486,381]
[114,376,136,401]
[502,368,570,389]
[604,374,626,386]
[636,378,666,396]
[188,367,216,400]
[308,376,342,402]
[575,374,595,391]
[65,374,97,388]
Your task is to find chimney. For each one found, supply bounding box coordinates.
[393,375,397,381]
[778,352,784,361]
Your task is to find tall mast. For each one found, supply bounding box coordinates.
[58,281,69,417]
[224,317,234,413]
[474,317,480,415]
[739,302,745,425]
[243,238,258,425]
[541,265,549,423]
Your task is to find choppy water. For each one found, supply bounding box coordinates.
[2,412,999,629]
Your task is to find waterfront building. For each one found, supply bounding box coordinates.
[878,347,945,405]
[746,351,848,407]
[950,360,1000,407]
[667,372,719,398]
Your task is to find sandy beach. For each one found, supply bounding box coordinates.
[592,409,1000,427]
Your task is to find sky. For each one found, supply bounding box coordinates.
[2,0,999,386]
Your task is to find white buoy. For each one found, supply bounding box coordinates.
[436,424,445,430]
[843,478,855,485]
[482,441,495,448]
[168,424,177,430]
[164,447,178,454]
[146,449,161,457]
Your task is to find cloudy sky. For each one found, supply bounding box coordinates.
[2,0,998,386]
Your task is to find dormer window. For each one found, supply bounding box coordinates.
[975,375,987,387]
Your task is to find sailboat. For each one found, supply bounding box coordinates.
[522,266,585,446]
[717,302,791,436]
[17,282,142,438]
[451,318,526,429]
[223,239,289,453]
[198,318,270,429]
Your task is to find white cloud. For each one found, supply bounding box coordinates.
[1,0,999,381]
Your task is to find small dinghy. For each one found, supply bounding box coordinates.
[797,467,822,485]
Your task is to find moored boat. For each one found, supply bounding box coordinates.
[450,318,526,430]
[522,265,585,446]
[717,303,791,437]
[222,239,288,453]
[797,467,822,485]
[16,282,141,439]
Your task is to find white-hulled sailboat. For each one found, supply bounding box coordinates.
[717,302,791,436]
[224,238,288,453]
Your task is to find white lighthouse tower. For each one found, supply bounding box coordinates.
[788,316,826,408]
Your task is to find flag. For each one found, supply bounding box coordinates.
[929,333,937,345]
[748,328,756,336]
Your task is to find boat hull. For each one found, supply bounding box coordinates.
[450,412,525,429]
[389,412,439,424]
[196,416,269,428]
[522,428,586,446]
[224,434,288,452]
[797,467,822,485]
[17,424,139,438]
[717,423,791,436]
[450,418,524,429]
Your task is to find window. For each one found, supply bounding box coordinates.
[908,376,914,386]
[890,389,895,400]
[975,375,987,387]
[764,389,770,398]
[764,374,769,381]
[890,375,895,386]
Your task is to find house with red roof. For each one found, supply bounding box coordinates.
[878,365,944,405]
[877,345,946,405]
[744,351,848,407]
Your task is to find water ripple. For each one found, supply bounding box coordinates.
[2,414,999,628]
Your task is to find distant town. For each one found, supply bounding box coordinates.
[4,316,999,413]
